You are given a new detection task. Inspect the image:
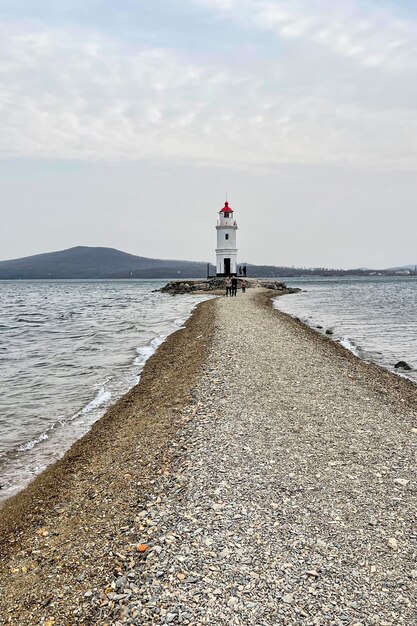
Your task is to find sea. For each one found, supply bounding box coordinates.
[274,276,417,384]
[0,280,212,502]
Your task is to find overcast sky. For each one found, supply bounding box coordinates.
[1,0,416,268]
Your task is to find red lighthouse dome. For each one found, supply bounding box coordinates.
[219,201,233,215]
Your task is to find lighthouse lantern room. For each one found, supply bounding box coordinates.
[216,201,238,276]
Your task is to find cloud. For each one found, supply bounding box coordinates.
[194,0,417,71]
[0,2,417,171]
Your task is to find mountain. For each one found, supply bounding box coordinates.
[0,247,213,279]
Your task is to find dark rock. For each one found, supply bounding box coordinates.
[259,281,287,291]
[394,361,412,370]
[317,325,323,329]
[325,329,334,335]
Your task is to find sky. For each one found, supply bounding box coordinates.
[0,0,416,269]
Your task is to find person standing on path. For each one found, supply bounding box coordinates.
[241,279,247,293]
[225,277,232,296]
[231,276,238,296]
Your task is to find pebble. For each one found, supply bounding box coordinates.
[282,594,294,604]
[394,478,410,486]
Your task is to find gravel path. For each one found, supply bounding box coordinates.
[105,290,416,626]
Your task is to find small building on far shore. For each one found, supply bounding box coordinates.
[215,201,238,276]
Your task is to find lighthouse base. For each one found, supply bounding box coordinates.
[216,272,237,277]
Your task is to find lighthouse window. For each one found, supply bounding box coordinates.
[224,212,230,218]
[225,234,229,240]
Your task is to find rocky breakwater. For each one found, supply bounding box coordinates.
[160,278,300,295]
[160,280,212,294]
[258,280,300,294]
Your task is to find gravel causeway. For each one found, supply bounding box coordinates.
[106,290,417,626]
[1,289,415,625]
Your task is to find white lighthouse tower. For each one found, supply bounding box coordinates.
[216,201,238,276]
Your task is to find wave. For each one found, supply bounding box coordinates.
[80,387,112,416]
[135,336,165,367]
[8,334,170,469]
[339,336,360,357]
[18,431,49,452]
[11,336,166,463]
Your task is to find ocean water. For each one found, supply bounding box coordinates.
[0,280,212,502]
[274,276,417,383]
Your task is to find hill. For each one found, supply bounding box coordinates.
[0,247,212,279]
[386,265,417,271]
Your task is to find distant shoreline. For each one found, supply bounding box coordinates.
[1,244,415,279]
[1,272,417,280]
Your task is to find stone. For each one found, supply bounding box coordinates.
[306,570,319,577]
[387,538,398,550]
[394,361,411,370]
[115,576,127,590]
[325,329,334,335]
[394,478,409,487]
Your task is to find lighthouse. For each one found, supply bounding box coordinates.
[216,201,238,276]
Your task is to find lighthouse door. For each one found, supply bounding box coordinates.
[224,258,231,275]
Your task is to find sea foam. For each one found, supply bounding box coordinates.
[339,336,360,357]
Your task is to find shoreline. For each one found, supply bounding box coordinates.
[274,283,417,384]
[0,294,213,511]
[267,291,417,411]
[1,289,416,624]
[0,296,216,622]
